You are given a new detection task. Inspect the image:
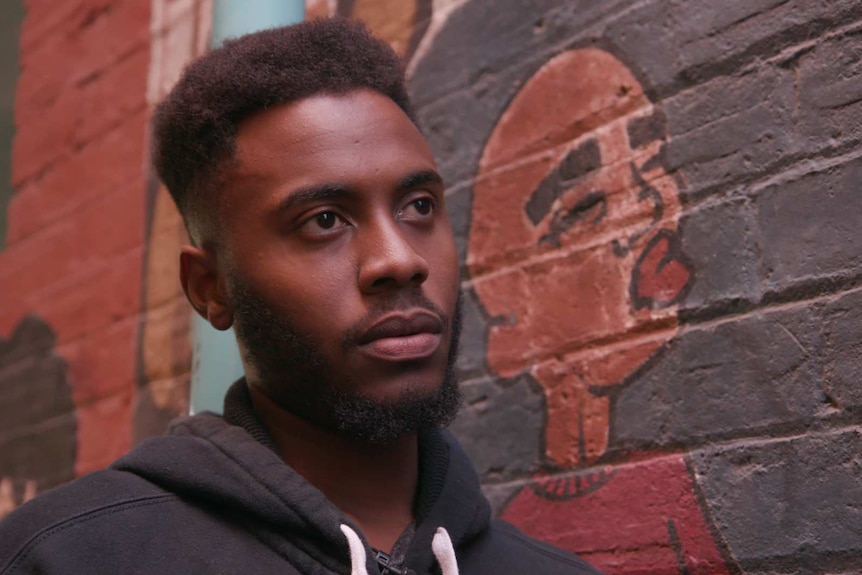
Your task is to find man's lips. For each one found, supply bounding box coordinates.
[356,311,444,361]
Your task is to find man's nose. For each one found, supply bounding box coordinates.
[358,219,429,295]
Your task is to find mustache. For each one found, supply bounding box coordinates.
[341,290,450,350]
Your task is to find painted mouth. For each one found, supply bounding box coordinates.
[356,311,443,361]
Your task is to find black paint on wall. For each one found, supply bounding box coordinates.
[0,0,23,250]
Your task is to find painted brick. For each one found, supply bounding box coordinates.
[20,0,113,51]
[139,186,186,310]
[0,315,77,498]
[670,0,862,90]
[502,455,733,575]
[690,428,862,574]
[819,289,862,411]
[417,87,496,188]
[75,47,149,145]
[58,314,138,405]
[796,30,862,147]
[677,198,761,320]
[449,373,545,481]
[452,287,489,381]
[7,109,149,244]
[663,65,798,201]
[610,304,825,452]
[74,388,133,476]
[138,299,191,383]
[0,316,73,436]
[132,374,190,443]
[14,0,150,184]
[0,181,145,325]
[756,156,862,299]
[38,248,143,344]
[444,184,472,276]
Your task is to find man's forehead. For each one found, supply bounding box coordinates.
[220,90,437,206]
[228,89,432,181]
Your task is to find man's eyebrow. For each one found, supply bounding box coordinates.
[275,184,353,214]
[397,169,444,191]
[275,170,443,214]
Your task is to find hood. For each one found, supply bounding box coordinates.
[111,380,491,575]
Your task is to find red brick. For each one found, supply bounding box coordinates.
[75,47,148,144]
[0,179,145,305]
[18,0,150,92]
[140,185,187,311]
[58,315,138,405]
[74,388,133,476]
[11,50,148,189]
[7,110,149,243]
[479,49,649,173]
[139,297,192,383]
[39,248,143,344]
[0,240,143,348]
[502,455,733,575]
[20,0,113,52]
[135,374,191,427]
[14,0,150,183]
[535,338,665,466]
[475,245,674,375]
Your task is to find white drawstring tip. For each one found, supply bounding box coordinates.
[432,527,460,575]
[340,524,369,575]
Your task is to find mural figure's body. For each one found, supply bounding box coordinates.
[468,48,733,574]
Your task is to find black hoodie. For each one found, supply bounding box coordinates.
[0,381,601,574]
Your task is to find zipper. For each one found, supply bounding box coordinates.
[373,548,415,575]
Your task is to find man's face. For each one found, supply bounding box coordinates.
[216,89,461,441]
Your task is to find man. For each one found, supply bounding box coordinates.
[0,19,600,575]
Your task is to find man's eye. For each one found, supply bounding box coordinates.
[315,212,339,229]
[400,197,435,219]
[300,211,347,235]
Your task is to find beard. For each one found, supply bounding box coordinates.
[228,273,462,444]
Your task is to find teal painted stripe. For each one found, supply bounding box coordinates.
[211,0,305,47]
[191,0,305,415]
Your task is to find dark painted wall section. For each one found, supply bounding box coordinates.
[0,0,23,250]
[408,0,862,573]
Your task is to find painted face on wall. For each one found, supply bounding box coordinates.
[469,48,693,467]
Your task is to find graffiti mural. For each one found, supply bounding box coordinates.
[0,317,76,520]
[402,0,758,571]
[306,0,433,60]
[133,0,212,441]
[469,48,693,467]
[464,46,731,575]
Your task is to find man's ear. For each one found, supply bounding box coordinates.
[180,245,233,331]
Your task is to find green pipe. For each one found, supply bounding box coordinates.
[190,0,305,414]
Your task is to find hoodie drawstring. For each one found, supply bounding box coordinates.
[340,524,368,575]
[340,524,459,575]
[431,527,459,575]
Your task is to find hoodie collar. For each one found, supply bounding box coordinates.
[114,379,490,574]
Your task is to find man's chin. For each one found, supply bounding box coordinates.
[324,372,461,444]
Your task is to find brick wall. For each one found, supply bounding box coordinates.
[404,1,862,573]
[0,0,208,515]
[0,0,152,512]
[2,0,861,573]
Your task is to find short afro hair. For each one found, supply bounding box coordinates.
[152,17,414,243]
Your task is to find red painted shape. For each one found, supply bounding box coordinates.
[634,233,691,308]
[502,455,731,575]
